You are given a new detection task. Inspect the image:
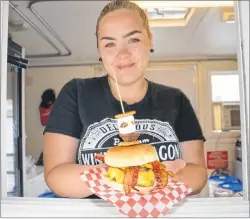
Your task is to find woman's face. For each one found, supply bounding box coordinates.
[97,9,152,86]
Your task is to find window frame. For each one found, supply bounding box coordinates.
[197,61,243,139]
[6,106,15,195]
[1,0,249,217]
[1,0,9,199]
[234,0,250,202]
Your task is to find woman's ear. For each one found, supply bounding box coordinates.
[149,32,154,51]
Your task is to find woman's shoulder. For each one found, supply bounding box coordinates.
[63,75,107,91]
[149,80,184,97]
[71,75,106,86]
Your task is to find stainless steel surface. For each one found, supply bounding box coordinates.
[235,136,242,160]
[0,0,9,198]
[214,189,234,197]
[234,160,243,182]
[236,146,242,160]
[234,1,250,201]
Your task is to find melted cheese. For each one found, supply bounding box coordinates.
[104,161,165,186]
[141,161,166,169]
[105,167,125,184]
[137,170,155,187]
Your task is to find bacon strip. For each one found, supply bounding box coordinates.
[123,168,134,194]
[159,169,168,188]
[152,161,163,188]
[123,167,139,194]
[94,153,105,162]
[131,166,139,189]
[152,161,175,189]
[167,171,175,177]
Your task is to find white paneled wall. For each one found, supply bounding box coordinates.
[145,64,198,113]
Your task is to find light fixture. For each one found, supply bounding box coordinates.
[132,1,235,27]
[146,8,189,20]
[144,7,195,27]
[222,7,235,23]
[132,1,234,9]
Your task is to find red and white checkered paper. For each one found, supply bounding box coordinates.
[80,166,192,218]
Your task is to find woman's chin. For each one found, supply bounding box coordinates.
[115,74,144,86]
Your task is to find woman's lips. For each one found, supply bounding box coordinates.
[117,63,135,70]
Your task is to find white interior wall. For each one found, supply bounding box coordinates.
[25,65,95,160]
[144,64,198,112]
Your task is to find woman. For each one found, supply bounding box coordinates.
[43,0,207,199]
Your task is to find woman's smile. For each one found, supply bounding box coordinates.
[116,62,136,70]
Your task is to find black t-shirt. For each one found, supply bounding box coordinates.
[45,75,205,162]
[44,75,205,198]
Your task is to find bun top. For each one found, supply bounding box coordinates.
[104,143,159,167]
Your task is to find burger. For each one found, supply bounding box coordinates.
[96,141,174,195]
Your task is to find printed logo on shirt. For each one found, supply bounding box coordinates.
[77,118,181,165]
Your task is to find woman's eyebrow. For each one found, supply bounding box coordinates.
[100,30,142,41]
[100,36,115,40]
[123,30,142,38]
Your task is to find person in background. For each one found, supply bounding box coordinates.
[43,0,207,199]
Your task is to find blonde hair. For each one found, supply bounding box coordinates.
[96,0,151,47]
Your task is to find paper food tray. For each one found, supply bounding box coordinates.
[80,166,192,218]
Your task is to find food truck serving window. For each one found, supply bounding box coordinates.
[0,0,249,218]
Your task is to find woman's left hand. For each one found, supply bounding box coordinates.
[162,159,186,174]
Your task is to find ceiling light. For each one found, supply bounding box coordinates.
[132,1,234,9]
[144,7,195,27]
[146,8,189,20]
[222,7,235,23]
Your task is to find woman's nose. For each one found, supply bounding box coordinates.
[117,49,131,60]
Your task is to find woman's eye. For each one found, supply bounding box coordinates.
[129,38,140,43]
[105,43,115,48]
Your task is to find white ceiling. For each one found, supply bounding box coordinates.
[8,1,238,67]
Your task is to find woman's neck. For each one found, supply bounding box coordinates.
[108,76,148,105]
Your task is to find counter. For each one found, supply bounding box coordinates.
[2,197,249,217]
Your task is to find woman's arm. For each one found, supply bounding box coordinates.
[169,90,207,195]
[44,132,104,198]
[171,140,207,195]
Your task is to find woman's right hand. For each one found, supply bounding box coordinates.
[162,159,186,174]
[44,132,104,198]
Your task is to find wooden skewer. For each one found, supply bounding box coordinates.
[110,68,125,114]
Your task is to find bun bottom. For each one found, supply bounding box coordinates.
[102,174,157,194]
